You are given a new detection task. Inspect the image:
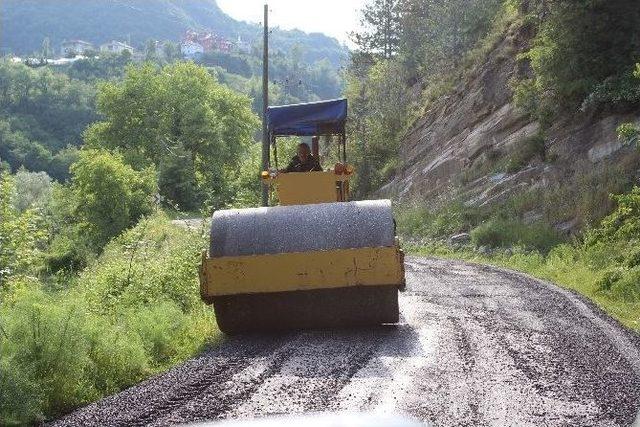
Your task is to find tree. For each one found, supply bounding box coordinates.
[527,0,640,108]
[0,173,46,286]
[350,0,402,59]
[162,41,181,63]
[41,37,51,59]
[69,149,157,249]
[84,62,259,209]
[12,168,52,213]
[145,40,158,62]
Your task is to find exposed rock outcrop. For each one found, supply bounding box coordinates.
[382,23,640,231]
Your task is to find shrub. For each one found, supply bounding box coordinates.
[69,149,157,249]
[11,168,53,213]
[505,133,546,173]
[471,218,563,252]
[81,213,206,315]
[396,201,480,239]
[0,213,215,424]
[0,173,47,286]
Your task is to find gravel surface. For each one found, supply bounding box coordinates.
[50,257,640,427]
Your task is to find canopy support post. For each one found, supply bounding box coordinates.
[261,3,270,207]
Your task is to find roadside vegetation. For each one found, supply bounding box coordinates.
[0,60,256,424]
[400,186,640,330]
[347,0,640,332]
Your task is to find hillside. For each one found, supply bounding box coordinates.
[378,7,640,235]
[0,0,347,66]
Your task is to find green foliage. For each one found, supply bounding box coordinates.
[350,0,402,59]
[0,213,215,424]
[398,0,504,75]
[505,132,546,173]
[523,0,640,110]
[618,122,640,148]
[346,0,507,197]
[69,149,157,249]
[587,187,640,244]
[346,60,411,197]
[470,218,562,253]
[63,52,134,82]
[0,173,47,287]
[395,201,478,239]
[11,168,52,212]
[405,184,640,331]
[0,61,96,179]
[85,62,258,210]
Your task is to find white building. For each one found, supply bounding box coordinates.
[61,40,94,56]
[100,40,134,55]
[235,36,251,54]
[180,40,204,58]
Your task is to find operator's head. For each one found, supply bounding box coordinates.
[297,143,311,161]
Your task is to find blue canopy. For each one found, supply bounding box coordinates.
[267,98,347,137]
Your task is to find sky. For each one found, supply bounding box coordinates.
[216,0,365,45]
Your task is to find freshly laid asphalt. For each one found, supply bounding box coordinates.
[51,257,640,427]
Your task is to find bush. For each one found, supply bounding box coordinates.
[0,213,215,424]
[471,218,563,253]
[505,133,546,173]
[81,213,206,314]
[69,149,157,249]
[11,168,53,213]
[396,201,480,239]
[0,173,47,286]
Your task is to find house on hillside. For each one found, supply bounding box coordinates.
[181,30,234,55]
[235,36,251,54]
[180,40,204,58]
[61,40,94,56]
[100,40,134,55]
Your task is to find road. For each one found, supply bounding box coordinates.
[51,257,640,427]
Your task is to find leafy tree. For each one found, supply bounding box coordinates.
[85,62,258,209]
[397,0,502,74]
[63,52,133,82]
[0,61,96,178]
[145,40,158,62]
[345,60,410,196]
[350,0,402,59]
[12,168,52,213]
[617,64,640,148]
[0,173,46,287]
[162,41,181,63]
[41,37,51,59]
[68,149,156,249]
[525,0,640,109]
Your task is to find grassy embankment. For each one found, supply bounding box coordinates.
[396,190,640,332]
[0,212,217,424]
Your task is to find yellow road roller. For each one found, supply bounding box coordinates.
[199,99,405,333]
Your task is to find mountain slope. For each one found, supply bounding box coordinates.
[0,0,346,66]
[380,21,640,233]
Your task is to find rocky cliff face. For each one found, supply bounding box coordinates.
[381,23,640,232]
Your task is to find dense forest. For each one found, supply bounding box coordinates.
[0,48,342,186]
[2,0,640,424]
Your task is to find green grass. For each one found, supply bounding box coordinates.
[405,241,640,331]
[397,186,640,332]
[0,212,217,424]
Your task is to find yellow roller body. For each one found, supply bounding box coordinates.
[200,171,404,333]
[200,245,404,298]
[263,170,351,205]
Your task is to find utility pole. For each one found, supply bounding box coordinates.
[261,3,270,207]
